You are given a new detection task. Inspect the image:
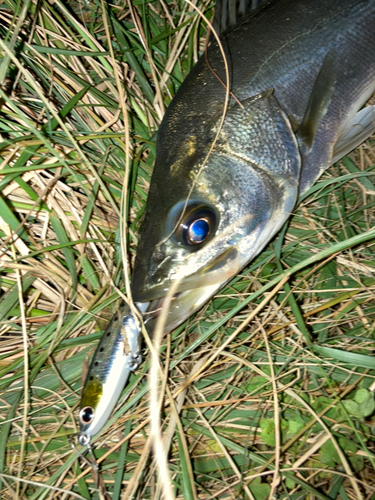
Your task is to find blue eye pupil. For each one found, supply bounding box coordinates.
[174,204,217,247]
[188,218,210,243]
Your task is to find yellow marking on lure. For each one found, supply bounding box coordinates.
[81,376,103,409]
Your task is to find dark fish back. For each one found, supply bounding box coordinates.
[158,0,375,192]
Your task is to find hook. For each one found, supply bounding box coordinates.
[70,433,99,489]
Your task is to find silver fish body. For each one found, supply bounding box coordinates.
[132,0,375,332]
[78,305,142,444]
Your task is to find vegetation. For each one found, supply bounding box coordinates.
[0,0,374,498]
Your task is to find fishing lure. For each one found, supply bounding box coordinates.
[78,304,143,445]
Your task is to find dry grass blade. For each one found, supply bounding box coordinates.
[0,0,374,499]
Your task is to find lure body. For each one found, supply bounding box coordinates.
[78,305,142,444]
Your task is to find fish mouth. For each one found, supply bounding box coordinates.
[132,246,240,334]
[136,283,224,335]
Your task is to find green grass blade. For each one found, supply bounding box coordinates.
[49,214,78,294]
[313,346,375,369]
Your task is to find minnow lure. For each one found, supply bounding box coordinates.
[78,304,142,445]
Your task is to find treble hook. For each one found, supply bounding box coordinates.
[70,433,99,490]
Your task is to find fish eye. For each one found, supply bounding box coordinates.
[168,201,219,249]
[183,217,210,245]
[79,406,95,424]
[178,205,217,247]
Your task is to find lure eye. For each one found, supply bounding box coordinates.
[79,406,95,424]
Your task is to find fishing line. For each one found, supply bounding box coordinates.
[0,39,122,219]
[157,0,231,247]
[0,173,64,259]
[205,51,243,107]
[101,0,143,333]
[127,0,165,118]
[148,280,181,500]
[204,25,243,108]
[70,434,100,490]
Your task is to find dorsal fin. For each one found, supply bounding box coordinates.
[212,0,270,35]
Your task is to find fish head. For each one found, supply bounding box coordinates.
[132,90,301,332]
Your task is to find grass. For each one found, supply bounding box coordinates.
[0,0,374,498]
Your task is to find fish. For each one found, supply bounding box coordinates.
[78,303,143,444]
[131,0,375,333]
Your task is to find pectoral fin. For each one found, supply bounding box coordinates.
[298,51,337,151]
[332,105,375,164]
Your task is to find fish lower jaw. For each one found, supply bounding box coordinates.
[136,282,222,336]
[134,206,296,336]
